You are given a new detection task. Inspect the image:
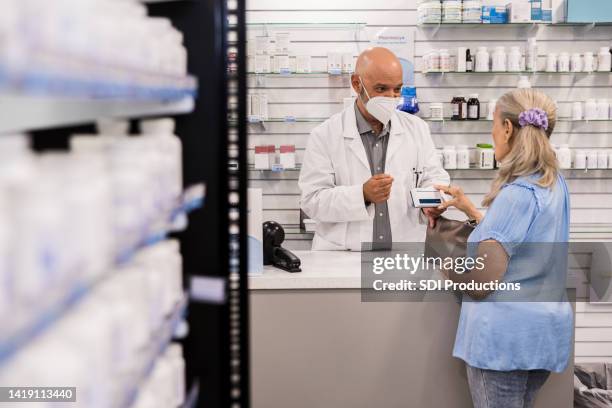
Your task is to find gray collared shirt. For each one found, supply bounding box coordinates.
[355,104,392,250]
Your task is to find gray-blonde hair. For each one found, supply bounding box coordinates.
[482,89,558,207]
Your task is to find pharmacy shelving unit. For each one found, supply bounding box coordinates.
[241,21,366,36]
[421,71,612,75]
[418,21,612,36]
[419,22,612,27]
[0,1,250,408]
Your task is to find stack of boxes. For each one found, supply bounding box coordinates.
[506,0,555,23]
[482,6,508,23]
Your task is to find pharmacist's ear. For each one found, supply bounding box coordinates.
[351,74,361,94]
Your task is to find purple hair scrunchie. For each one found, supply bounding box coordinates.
[518,108,549,131]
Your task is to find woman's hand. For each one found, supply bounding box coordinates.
[422,207,445,228]
[434,184,484,223]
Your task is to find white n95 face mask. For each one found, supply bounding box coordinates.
[358,77,400,126]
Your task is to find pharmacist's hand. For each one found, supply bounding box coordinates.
[423,207,445,228]
[363,174,394,204]
[434,184,483,223]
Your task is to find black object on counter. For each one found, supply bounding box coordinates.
[263,221,301,272]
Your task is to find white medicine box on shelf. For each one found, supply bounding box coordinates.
[327,52,342,75]
[254,145,274,170]
[507,1,532,23]
[279,145,296,169]
[248,93,259,120]
[477,144,495,169]
[259,94,269,120]
[274,32,290,54]
[254,55,271,73]
[248,93,268,122]
[342,54,355,73]
[295,55,312,73]
[274,54,290,74]
[255,36,272,55]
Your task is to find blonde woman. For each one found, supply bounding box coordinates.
[435,89,573,408]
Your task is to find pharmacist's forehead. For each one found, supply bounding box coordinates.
[363,67,402,87]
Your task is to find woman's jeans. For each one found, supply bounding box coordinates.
[467,365,551,408]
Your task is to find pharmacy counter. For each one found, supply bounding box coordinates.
[250,250,362,289]
[249,250,573,408]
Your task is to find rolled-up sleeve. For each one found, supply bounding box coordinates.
[473,184,540,257]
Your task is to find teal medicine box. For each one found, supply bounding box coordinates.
[567,0,612,23]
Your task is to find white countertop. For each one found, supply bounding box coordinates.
[249,250,362,290]
[248,241,598,290]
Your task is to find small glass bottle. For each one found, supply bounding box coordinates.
[451,96,467,120]
[466,49,473,73]
[467,94,480,120]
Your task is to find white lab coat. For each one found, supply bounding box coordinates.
[298,105,450,251]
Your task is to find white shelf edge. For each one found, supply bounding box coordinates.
[0,94,195,134]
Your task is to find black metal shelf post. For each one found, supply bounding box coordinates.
[148,0,249,407]
[227,0,250,407]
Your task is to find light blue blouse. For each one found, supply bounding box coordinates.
[452,174,574,372]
